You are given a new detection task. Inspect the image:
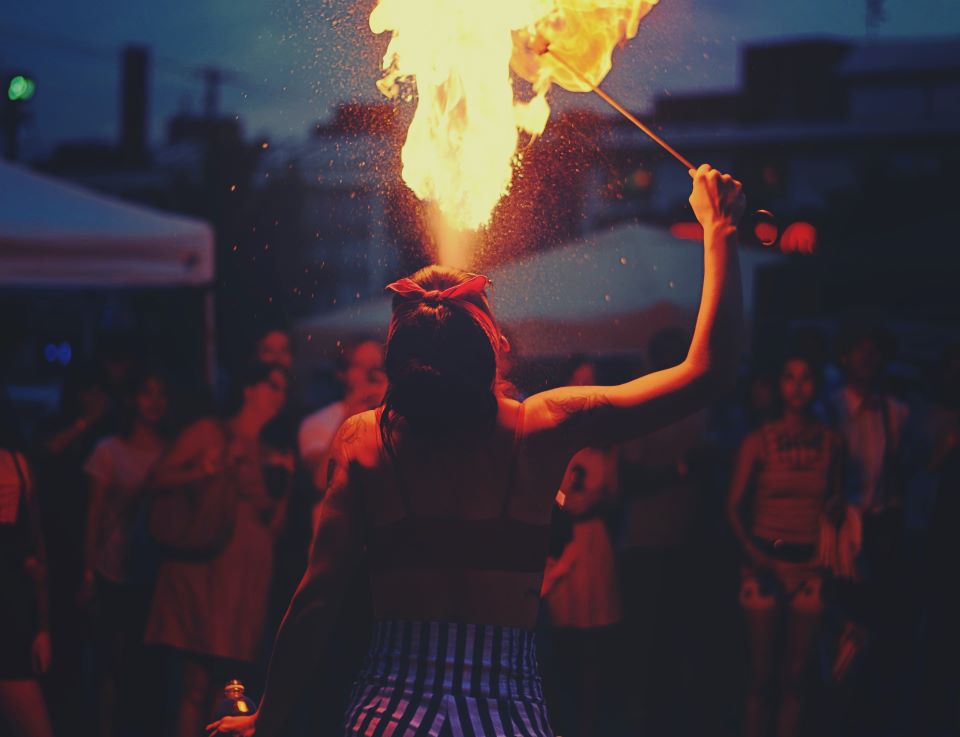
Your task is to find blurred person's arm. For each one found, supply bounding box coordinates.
[43,415,99,457]
[604,447,620,505]
[42,391,110,457]
[81,440,113,598]
[541,547,576,597]
[929,424,959,472]
[825,431,847,524]
[207,417,365,737]
[725,432,772,569]
[148,419,223,490]
[19,455,52,674]
[559,450,618,519]
[524,165,744,456]
[299,410,340,533]
[81,474,109,603]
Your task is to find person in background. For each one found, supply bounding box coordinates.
[919,342,960,736]
[540,359,622,737]
[81,370,172,737]
[0,442,54,737]
[144,362,290,737]
[298,339,386,519]
[829,326,912,733]
[727,354,844,737]
[616,328,711,737]
[32,363,115,729]
[255,329,293,371]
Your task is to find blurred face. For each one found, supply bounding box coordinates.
[79,385,110,420]
[344,341,386,408]
[569,362,597,387]
[135,377,169,426]
[780,359,815,413]
[244,368,288,423]
[844,337,883,389]
[257,330,293,370]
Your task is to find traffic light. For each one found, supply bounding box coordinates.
[7,74,36,102]
[3,71,36,161]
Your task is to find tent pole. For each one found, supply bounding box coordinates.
[203,287,218,394]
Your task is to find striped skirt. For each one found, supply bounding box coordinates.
[344,620,554,737]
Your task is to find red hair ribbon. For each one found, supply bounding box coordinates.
[385,274,491,302]
[385,274,499,353]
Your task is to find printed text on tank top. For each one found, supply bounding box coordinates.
[752,420,833,546]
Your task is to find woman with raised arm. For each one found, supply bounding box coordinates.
[208,164,744,737]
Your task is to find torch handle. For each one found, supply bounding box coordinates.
[543,44,779,244]
[546,48,696,173]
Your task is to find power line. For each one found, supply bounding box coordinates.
[0,24,257,91]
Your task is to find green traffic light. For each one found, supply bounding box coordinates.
[7,75,36,102]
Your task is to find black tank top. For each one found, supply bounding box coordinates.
[367,405,551,574]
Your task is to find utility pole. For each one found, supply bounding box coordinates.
[866,0,886,35]
[197,65,241,120]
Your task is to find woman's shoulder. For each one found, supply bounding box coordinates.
[177,416,225,445]
[335,409,382,462]
[85,434,124,466]
[742,425,768,447]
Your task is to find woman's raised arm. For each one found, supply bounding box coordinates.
[524,164,745,456]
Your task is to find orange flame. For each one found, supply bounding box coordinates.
[370,0,658,257]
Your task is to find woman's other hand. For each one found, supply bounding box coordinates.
[207,713,257,737]
[746,545,777,573]
[31,629,52,674]
[689,163,745,230]
[77,568,97,609]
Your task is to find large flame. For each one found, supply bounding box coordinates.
[370,0,658,249]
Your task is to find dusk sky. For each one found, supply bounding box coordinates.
[3,0,959,159]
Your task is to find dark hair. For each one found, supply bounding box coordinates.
[118,369,172,438]
[223,361,289,415]
[837,323,896,363]
[381,265,499,445]
[253,324,291,352]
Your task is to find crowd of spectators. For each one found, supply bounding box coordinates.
[0,322,956,737]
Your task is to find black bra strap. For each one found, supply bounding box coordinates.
[378,407,416,518]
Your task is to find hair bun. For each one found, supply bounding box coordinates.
[383,265,500,441]
[389,361,495,435]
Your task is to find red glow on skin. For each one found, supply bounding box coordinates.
[780,221,818,254]
[670,222,704,241]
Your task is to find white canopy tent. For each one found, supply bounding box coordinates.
[0,161,214,287]
[297,222,781,360]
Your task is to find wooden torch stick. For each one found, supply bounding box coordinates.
[544,46,696,172]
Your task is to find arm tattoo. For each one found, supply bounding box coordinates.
[338,415,363,447]
[544,393,613,422]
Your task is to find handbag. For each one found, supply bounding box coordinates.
[147,422,237,557]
